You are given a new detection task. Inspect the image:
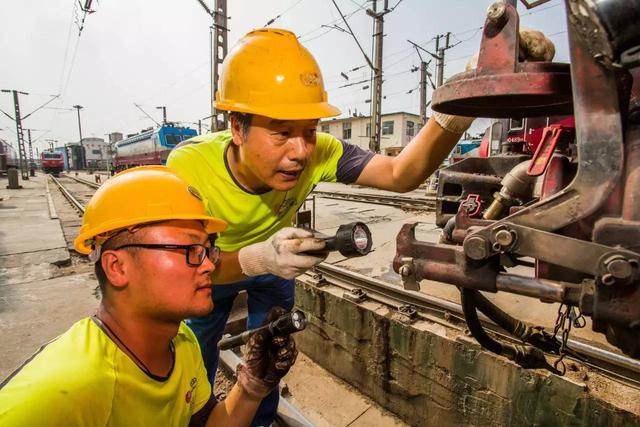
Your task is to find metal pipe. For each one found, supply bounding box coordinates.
[495,273,579,304]
[218,349,314,427]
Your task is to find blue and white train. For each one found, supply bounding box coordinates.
[114,124,197,171]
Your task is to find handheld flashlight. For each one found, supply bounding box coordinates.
[305,221,373,258]
[217,310,307,350]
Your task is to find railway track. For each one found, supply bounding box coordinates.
[312,189,438,210]
[48,174,90,213]
[47,175,640,391]
[301,263,640,388]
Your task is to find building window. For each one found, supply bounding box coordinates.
[92,149,101,155]
[366,123,371,137]
[342,122,352,140]
[382,120,394,135]
[406,121,415,137]
[321,124,330,133]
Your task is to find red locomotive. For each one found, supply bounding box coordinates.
[41,151,64,176]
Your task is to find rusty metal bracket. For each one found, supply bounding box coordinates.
[432,1,573,117]
[464,222,640,279]
[344,288,367,304]
[463,10,624,262]
[396,304,419,325]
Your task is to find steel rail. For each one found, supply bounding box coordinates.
[307,262,640,386]
[61,173,101,189]
[312,190,437,209]
[48,174,86,213]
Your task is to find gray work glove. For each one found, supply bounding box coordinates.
[238,227,327,279]
[235,307,299,399]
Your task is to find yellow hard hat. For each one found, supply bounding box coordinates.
[214,28,341,120]
[74,166,227,255]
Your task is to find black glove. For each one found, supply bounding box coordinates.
[235,307,298,399]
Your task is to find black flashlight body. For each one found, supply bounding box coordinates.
[217,310,307,350]
[305,221,372,257]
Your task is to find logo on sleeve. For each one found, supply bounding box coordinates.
[185,377,198,407]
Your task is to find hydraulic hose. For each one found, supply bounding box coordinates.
[460,288,504,354]
[460,288,560,373]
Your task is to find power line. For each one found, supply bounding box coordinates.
[264,0,306,27]
[298,0,368,41]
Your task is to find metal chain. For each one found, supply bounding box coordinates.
[552,304,586,375]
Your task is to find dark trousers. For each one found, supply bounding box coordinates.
[187,274,295,427]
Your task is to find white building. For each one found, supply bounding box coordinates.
[81,137,109,169]
[318,111,423,155]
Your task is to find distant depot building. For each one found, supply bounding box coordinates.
[82,137,109,169]
[318,111,423,155]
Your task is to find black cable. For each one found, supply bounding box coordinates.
[460,288,504,354]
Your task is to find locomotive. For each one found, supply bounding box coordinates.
[114,124,197,171]
[393,0,640,371]
[0,139,17,175]
[41,151,64,176]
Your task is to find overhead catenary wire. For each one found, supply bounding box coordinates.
[263,0,306,27]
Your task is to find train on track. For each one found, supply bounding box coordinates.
[0,139,18,175]
[114,124,197,171]
[41,150,65,176]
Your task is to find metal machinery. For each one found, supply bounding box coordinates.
[0,139,18,175]
[114,124,197,171]
[393,0,640,372]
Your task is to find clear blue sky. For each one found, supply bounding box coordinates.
[0,0,568,151]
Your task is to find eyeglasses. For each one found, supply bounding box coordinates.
[114,243,221,267]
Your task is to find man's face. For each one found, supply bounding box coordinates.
[120,220,216,322]
[234,114,319,192]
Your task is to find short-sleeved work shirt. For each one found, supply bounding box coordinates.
[0,318,211,426]
[167,131,373,251]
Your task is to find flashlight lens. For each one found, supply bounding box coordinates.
[353,226,369,251]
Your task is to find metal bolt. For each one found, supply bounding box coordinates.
[486,2,506,23]
[604,256,633,280]
[601,273,616,286]
[464,236,490,260]
[494,229,514,247]
[399,264,413,278]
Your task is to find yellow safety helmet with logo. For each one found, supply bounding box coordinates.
[214,28,341,120]
[74,166,227,255]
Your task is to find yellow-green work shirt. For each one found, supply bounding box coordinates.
[167,131,374,252]
[0,318,211,426]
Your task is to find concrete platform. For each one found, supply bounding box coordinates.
[0,173,95,378]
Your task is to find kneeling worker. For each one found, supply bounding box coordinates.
[0,166,298,426]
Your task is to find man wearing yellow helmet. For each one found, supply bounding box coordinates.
[167,28,473,425]
[0,166,298,426]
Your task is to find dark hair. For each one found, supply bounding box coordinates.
[229,112,253,138]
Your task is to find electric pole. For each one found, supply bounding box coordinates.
[195,0,228,132]
[407,40,434,126]
[27,129,34,174]
[419,61,428,125]
[435,32,452,88]
[366,0,390,154]
[1,90,29,180]
[73,104,85,169]
[156,106,167,124]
